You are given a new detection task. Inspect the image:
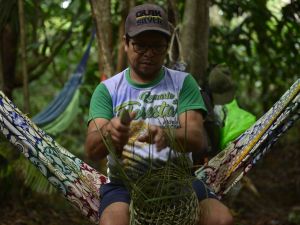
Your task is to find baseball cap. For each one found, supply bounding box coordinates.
[208,64,235,105]
[125,3,171,38]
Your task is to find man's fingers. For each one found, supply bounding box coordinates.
[119,109,136,125]
[137,126,159,144]
[137,130,154,143]
[137,134,148,142]
[119,109,131,125]
[156,129,168,151]
[136,125,169,151]
[129,111,136,122]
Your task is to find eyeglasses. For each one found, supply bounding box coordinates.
[131,42,168,55]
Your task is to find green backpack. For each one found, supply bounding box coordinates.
[216,99,256,150]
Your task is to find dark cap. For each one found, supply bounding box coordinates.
[125,4,171,38]
[208,64,235,105]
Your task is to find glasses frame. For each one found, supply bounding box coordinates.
[130,41,168,55]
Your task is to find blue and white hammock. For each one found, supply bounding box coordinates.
[0,79,299,224]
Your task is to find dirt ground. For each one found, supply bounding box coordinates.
[225,130,300,225]
[0,127,299,225]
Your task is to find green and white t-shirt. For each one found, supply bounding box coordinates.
[88,67,206,182]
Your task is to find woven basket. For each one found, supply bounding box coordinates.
[129,167,199,225]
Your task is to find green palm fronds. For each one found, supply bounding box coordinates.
[20,157,57,194]
[0,141,17,180]
[0,140,55,195]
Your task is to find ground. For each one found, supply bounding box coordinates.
[0,126,299,225]
[226,129,300,225]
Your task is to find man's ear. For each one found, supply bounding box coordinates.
[123,35,128,52]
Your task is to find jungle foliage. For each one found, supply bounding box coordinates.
[0,0,299,223]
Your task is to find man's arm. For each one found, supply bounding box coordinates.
[175,110,208,153]
[85,118,111,160]
[85,112,135,161]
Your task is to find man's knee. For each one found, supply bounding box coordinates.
[99,202,129,225]
[198,198,233,225]
[203,213,233,225]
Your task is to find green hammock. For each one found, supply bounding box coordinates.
[0,79,299,224]
[41,89,81,135]
[32,31,95,135]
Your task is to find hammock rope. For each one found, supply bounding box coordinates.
[0,79,299,224]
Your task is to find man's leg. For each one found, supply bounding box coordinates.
[198,198,233,225]
[192,179,233,225]
[99,183,130,225]
[99,202,129,225]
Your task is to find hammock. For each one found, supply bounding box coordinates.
[40,89,80,135]
[196,78,300,196]
[32,31,95,133]
[0,79,299,224]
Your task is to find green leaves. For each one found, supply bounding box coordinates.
[209,0,300,114]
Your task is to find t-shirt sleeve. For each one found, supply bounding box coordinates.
[88,83,114,124]
[178,74,207,116]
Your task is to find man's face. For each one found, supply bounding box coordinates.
[125,31,169,81]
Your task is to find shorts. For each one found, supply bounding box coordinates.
[99,179,218,217]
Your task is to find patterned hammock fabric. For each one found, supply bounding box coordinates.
[0,79,299,224]
[0,92,106,224]
[196,78,300,196]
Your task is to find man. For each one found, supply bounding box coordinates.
[85,3,233,225]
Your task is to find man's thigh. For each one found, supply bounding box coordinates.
[99,182,131,224]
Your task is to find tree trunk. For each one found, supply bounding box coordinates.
[89,0,113,78]
[0,44,3,91]
[167,0,180,26]
[116,1,130,73]
[167,0,181,66]
[0,24,18,99]
[181,0,209,85]
[18,0,30,113]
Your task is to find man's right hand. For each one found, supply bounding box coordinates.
[85,111,135,160]
[104,111,136,154]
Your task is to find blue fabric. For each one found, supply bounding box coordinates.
[192,178,218,200]
[98,179,218,217]
[99,183,131,216]
[32,31,95,126]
